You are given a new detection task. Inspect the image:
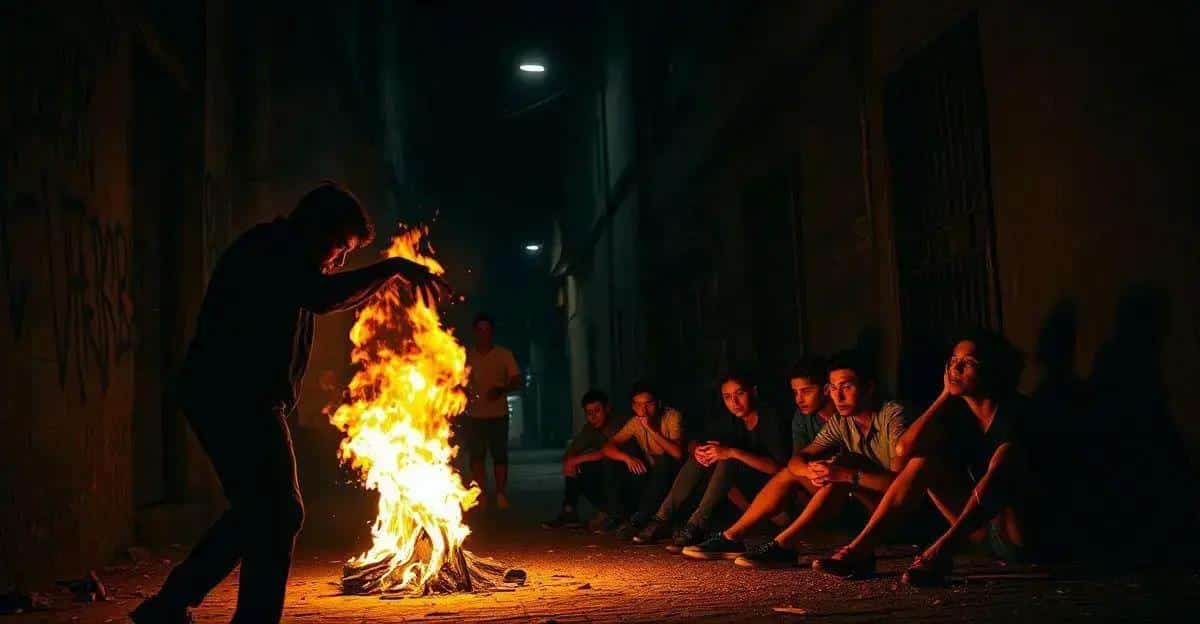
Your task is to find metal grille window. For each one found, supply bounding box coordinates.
[884,17,1002,402]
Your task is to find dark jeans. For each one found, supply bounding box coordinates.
[564,458,625,514]
[655,457,771,529]
[156,399,304,623]
[629,456,681,517]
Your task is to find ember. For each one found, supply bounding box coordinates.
[328,226,513,595]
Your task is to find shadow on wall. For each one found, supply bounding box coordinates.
[1025,284,1199,565]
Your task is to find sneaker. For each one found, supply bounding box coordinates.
[589,512,620,534]
[734,540,798,568]
[496,493,511,510]
[682,532,746,560]
[616,512,650,540]
[632,517,672,545]
[666,523,704,553]
[812,546,877,579]
[541,509,582,529]
[130,597,195,624]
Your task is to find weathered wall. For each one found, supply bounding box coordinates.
[862,0,1200,452]
[1,5,139,586]
[607,0,1200,490]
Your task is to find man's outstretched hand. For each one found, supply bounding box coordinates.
[390,258,452,304]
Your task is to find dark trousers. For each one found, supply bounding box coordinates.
[563,458,625,514]
[655,457,770,528]
[629,456,681,517]
[157,399,305,623]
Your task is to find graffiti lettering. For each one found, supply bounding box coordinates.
[43,196,135,402]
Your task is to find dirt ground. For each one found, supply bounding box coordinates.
[8,451,1200,623]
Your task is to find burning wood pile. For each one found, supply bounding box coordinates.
[328,227,518,595]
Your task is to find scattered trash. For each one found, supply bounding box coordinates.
[0,591,50,615]
[576,583,592,590]
[963,572,1051,581]
[503,569,527,586]
[123,546,154,564]
[772,606,808,615]
[57,571,108,602]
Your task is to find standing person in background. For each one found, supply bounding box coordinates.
[465,313,522,510]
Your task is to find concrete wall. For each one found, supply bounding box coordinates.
[0,0,426,585]
[588,0,1200,468]
[0,2,203,586]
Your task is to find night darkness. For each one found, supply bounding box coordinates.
[2,1,1199,622]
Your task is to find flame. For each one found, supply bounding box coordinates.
[328,226,479,593]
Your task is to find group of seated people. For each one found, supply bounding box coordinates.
[541,330,1031,586]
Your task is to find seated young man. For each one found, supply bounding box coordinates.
[631,371,790,551]
[600,382,685,537]
[542,390,627,531]
[680,356,835,561]
[814,331,1031,585]
[684,351,909,566]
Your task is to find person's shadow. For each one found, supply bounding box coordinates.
[1088,285,1197,562]
[1029,286,1198,565]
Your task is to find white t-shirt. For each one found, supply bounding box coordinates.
[465,346,520,419]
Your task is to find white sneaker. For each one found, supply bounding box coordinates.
[496,493,510,510]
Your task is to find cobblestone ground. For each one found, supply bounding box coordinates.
[10,451,1200,622]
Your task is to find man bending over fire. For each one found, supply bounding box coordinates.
[132,182,447,624]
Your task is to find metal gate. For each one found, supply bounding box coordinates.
[884,16,1002,403]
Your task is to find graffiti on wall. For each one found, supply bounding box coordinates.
[45,195,135,402]
[0,169,34,338]
[1,7,133,402]
[0,184,135,402]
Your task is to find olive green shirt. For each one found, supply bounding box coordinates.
[807,401,908,470]
[611,407,684,465]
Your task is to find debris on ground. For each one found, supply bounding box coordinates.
[0,591,51,615]
[503,569,527,586]
[772,606,809,615]
[57,571,108,602]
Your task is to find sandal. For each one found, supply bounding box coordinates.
[812,546,876,579]
[901,552,953,587]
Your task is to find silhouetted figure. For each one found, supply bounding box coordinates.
[1085,285,1198,563]
[131,183,447,624]
[1026,299,1089,559]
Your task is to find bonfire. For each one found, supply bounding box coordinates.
[328,227,514,595]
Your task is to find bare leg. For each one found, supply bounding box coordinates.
[495,464,509,497]
[844,456,963,555]
[774,483,852,548]
[471,460,487,496]
[922,465,1019,559]
[723,469,810,540]
[728,487,750,511]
